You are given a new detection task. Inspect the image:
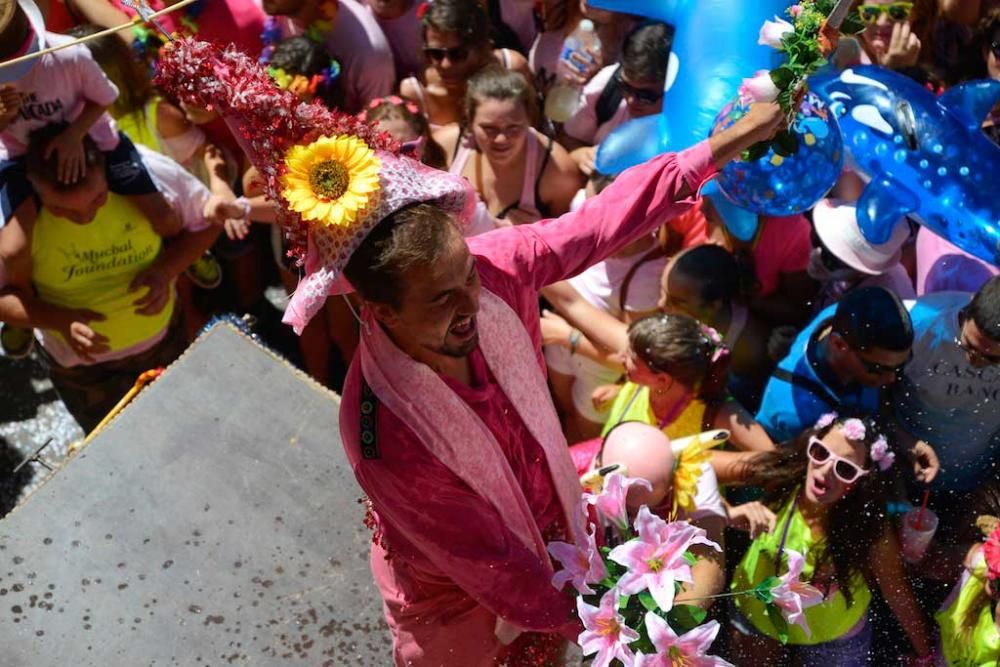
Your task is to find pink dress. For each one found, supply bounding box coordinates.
[340,141,718,666]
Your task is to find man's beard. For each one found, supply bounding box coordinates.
[437,332,479,358]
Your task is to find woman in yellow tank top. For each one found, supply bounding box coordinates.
[725,414,933,665]
[68,26,205,167]
[936,486,1000,666]
[599,313,774,465]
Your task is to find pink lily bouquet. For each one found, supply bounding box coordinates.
[548,473,823,666]
[738,0,865,160]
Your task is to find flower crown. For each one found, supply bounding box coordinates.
[365,95,421,117]
[814,412,894,471]
[156,38,477,334]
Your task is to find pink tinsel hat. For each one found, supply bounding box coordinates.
[156,39,477,333]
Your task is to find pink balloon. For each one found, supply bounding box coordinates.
[602,422,674,510]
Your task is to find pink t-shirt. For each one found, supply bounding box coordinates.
[278,0,395,113]
[0,33,119,160]
[111,0,265,56]
[562,64,630,145]
[752,214,812,296]
[365,0,424,81]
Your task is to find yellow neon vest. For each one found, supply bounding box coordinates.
[113,99,163,154]
[601,382,708,440]
[731,493,871,645]
[936,553,1000,666]
[31,193,174,352]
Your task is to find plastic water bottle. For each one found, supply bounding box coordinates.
[544,19,601,123]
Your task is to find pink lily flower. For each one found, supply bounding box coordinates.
[548,528,608,595]
[770,549,824,638]
[789,4,804,18]
[738,70,780,105]
[578,589,640,667]
[608,508,721,612]
[758,16,794,49]
[634,613,734,667]
[584,471,652,532]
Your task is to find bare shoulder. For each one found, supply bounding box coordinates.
[155,100,195,139]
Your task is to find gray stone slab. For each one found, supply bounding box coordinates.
[0,323,390,666]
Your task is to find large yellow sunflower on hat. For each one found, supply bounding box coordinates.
[671,432,725,518]
[281,135,381,228]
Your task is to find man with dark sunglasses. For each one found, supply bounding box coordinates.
[756,288,938,482]
[891,277,1000,495]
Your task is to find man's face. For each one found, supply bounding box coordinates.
[618,69,664,119]
[659,263,717,324]
[261,0,306,17]
[32,168,108,224]
[840,336,912,388]
[957,314,1000,369]
[375,229,482,359]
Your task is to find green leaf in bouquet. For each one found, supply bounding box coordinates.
[683,551,697,567]
[769,66,796,90]
[618,594,630,612]
[772,130,800,157]
[638,591,658,613]
[752,576,780,604]
[765,604,791,644]
[665,604,708,634]
[741,141,771,164]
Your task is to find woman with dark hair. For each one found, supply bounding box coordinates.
[439,64,581,224]
[399,0,532,135]
[265,35,345,111]
[597,313,773,454]
[726,414,933,665]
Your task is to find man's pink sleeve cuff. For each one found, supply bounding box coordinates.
[677,140,719,196]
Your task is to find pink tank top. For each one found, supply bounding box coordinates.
[449,129,551,220]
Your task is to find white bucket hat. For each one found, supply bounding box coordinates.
[813,198,910,275]
[0,0,47,84]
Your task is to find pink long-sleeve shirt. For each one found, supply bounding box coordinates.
[340,140,718,666]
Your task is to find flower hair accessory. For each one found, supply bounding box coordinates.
[416,1,430,20]
[156,38,478,334]
[699,324,729,363]
[980,516,1000,580]
[366,95,421,117]
[812,412,895,471]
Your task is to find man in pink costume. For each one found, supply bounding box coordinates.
[335,108,781,665]
[153,37,780,665]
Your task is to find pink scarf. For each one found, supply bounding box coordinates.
[359,288,588,565]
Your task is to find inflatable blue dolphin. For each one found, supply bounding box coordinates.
[810,66,1000,267]
[586,0,790,175]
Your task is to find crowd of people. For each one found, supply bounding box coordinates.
[3,0,1000,663]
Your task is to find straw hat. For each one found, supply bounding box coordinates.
[813,198,910,275]
[0,0,47,84]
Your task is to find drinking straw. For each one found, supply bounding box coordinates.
[915,488,930,530]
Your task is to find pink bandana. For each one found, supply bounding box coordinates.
[358,288,588,561]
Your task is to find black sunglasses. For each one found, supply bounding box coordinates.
[854,348,912,376]
[614,69,663,105]
[423,45,471,64]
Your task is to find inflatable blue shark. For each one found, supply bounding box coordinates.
[810,66,1000,267]
[586,0,790,175]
